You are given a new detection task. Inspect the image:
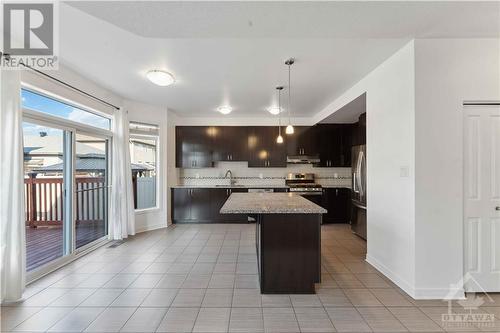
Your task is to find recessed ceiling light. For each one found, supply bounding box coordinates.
[267,107,283,115]
[146,70,175,86]
[217,105,232,114]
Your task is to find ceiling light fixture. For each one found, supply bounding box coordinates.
[146,70,175,86]
[217,105,232,115]
[267,106,282,115]
[285,58,295,135]
[276,86,284,144]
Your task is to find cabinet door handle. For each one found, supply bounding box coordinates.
[230,154,233,160]
[336,189,339,196]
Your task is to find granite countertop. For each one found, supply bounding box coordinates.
[171,185,289,189]
[220,192,327,214]
[321,185,351,189]
[172,184,349,189]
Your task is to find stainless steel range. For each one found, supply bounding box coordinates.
[285,173,323,205]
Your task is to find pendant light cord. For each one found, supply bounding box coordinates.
[278,88,282,135]
[287,63,292,124]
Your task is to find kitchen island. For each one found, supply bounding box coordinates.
[220,192,326,294]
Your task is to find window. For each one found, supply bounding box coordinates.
[129,121,159,210]
[22,88,111,130]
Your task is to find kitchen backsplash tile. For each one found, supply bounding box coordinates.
[177,162,351,188]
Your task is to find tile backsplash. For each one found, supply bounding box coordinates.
[177,162,351,188]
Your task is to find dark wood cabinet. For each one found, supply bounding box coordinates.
[175,126,214,168]
[286,126,318,156]
[190,188,212,221]
[351,113,366,146]
[316,124,352,167]
[322,187,351,223]
[172,188,191,221]
[247,126,286,167]
[172,187,249,223]
[256,213,321,293]
[171,188,211,222]
[175,124,356,169]
[212,126,248,162]
[210,188,247,222]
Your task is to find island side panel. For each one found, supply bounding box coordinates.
[258,213,321,294]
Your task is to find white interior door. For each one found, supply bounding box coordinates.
[464,105,500,292]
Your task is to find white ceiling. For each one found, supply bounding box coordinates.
[59,1,499,118]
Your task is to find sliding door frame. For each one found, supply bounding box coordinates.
[73,129,112,255]
[23,111,113,283]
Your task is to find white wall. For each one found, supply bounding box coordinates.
[315,41,417,295]
[125,100,169,232]
[166,110,180,225]
[315,38,500,299]
[21,64,123,116]
[414,39,500,298]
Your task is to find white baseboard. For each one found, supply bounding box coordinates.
[135,223,168,233]
[413,287,465,300]
[365,254,416,298]
[366,254,465,300]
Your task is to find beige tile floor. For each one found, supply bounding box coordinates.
[1,223,499,332]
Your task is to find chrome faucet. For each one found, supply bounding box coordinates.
[224,170,236,186]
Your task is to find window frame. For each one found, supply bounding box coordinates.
[129,130,160,213]
[21,84,113,131]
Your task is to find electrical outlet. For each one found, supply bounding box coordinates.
[400,166,410,178]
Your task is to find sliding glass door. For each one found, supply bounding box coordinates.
[22,87,112,275]
[23,121,73,271]
[75,133,109,249]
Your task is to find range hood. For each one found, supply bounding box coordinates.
[286,155,321,164]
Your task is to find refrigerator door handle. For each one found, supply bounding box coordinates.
[356,151,364,197]
[353,172,359,193]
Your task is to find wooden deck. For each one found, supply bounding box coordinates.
[26,224,106,271]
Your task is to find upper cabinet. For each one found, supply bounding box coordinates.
[175,124,356,168]
[286,126,318,156]
[247,126,287,167]
[316,124,352,167]
[175,126,214,168]
[351,113,366,146]
[212,126,248,162]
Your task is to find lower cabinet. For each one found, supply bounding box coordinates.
[210,188,248,223]
[322,187,351,223]
[172,188,248,223]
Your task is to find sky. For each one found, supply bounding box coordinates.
[21,89,111,135]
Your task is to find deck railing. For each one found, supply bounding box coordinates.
[24,176,106,227]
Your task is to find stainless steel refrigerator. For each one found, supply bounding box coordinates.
[351,145,367,239]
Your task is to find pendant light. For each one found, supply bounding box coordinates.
[285,58,295,135]
[276,86,284,144]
